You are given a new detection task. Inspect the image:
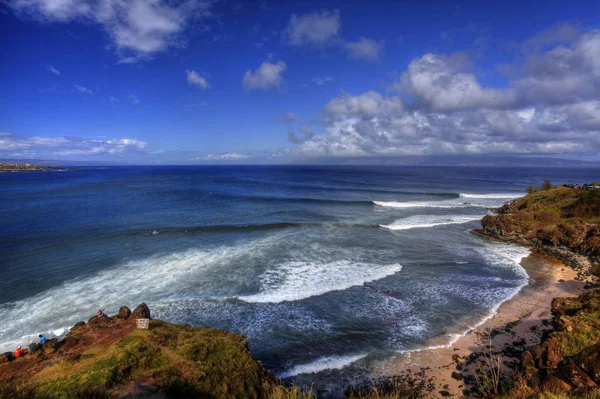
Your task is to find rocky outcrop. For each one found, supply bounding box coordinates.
[474,186,600,286]
[131,303,151,319]
[116,306,131,319]
[0,304,276,399]
[519,289,600,393]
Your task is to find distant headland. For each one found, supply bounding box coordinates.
[0,162,65,172]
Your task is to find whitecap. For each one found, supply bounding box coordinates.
[278,353,367,378]
[238,261,402,303]
[459,193,520,199]
[380,215,482,230]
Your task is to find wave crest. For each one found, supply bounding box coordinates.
[380,215,482,230]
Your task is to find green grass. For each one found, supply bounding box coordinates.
[4,321,276,399]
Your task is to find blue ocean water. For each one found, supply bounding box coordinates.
[0,166,597,377]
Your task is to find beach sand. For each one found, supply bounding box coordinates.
[373,250,587,398]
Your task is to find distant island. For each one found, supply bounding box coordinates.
[0,162,65,172]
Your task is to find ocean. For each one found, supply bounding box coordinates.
[0,165,597,380]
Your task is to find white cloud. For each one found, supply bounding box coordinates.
[282,9,340,46]
[73,84,93,95]
[345,37,384,62]
[6,0,216,63]
[128,94,140,105]
[289,27,600,158]
[312,76,334,86]
[243,61,287,91]
[186,69,210,89]
[399,53,517,111]
[193,153,251,161]
[0,133,148,157]
[47,65,60,75]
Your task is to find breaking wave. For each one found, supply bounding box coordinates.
[459,193,519,199]
[380,215,482,230]
[238,261,402,303]
[278,353,367,378]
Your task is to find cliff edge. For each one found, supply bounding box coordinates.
[474,185,600,284]
[0,304,276,399]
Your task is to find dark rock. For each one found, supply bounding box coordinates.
[558,359,598,390]
[451,371,464,381]
[0,352,13,364]
[573,343,600,384]
[132,303,151,319]
[116,306,132,319]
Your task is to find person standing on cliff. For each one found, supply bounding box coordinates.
[97,309,106,318]
[39,334,47,344]
[14,346,22,358]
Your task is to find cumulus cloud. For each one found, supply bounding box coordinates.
[6,0,216,63]
[345,37,384,62]
[399,53,517,111]
[282,9,384,62]
[128,94,140,105]
[186,69,210,89]
[243,61,287,91]
[47,65,60,75]
[290,26,600,158]
[282,9,340,46]
[0,133,148,158]
[73,85,93,95]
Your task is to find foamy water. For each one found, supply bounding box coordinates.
[279,354,368,378]
[380,215,482,230]
[238,261,402,303]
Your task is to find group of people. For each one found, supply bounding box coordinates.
[13,334,47,359]
[12,309,106,360]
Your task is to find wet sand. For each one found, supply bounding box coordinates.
[373,251,587,398]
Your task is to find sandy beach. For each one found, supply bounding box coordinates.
[374,250,588,398]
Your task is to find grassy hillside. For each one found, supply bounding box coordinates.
[480,186,600,264]
[0,312,281,399]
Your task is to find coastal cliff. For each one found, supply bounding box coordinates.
[0,304,279,399]
[472,184,600,398]
[475,185,600,285]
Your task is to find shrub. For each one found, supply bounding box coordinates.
[526,185,538,194]
[541,179,553,191]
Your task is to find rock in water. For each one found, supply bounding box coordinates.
[116,306,131,319]
[132,303,151,319]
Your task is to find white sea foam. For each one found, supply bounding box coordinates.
[399,242,531,355]
[0,235,283,354]
[459,193,519,199]
[373,200,483,209]
[278,353,367,378]
[380,215,482,230]
[238,261,402,303]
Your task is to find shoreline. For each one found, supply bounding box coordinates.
[373,249,587,398]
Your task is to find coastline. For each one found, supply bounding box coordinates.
[373,249,587,398]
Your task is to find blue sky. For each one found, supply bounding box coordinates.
[0,0,599,164]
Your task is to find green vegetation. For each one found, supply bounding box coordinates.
[0,320,278,399]
[527,179,554,194]
[482,185,600,259]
